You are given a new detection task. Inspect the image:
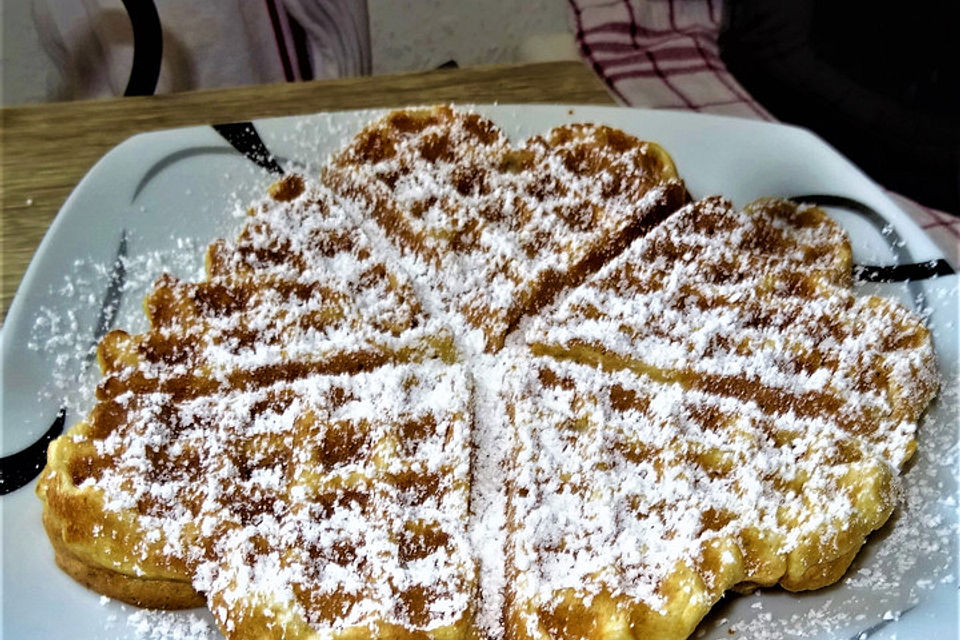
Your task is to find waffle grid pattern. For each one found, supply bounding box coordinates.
[37,107,937,640]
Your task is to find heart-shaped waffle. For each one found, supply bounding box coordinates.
[525,196,937,468]
[121,175,455,395]
[512,196,937,639]
[36,108,937,640]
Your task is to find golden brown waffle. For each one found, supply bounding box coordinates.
[196,365,475,639]
[42,362,475,638]
[502,355,904,640]
[324,106,687,351]
[526,196,937,466]
[122,174,454,395]
[37,174,474,639]
[38,174,451,592]
[514,196,938,639]
[36,108,939,640]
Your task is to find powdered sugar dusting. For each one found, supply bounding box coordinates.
[468,353,516,638]
[324,105,685,351]
[503,355,920,637]
[27,241,206,416]
[126,610,219,640]
[29,108,951,640]
[526,196,937,469]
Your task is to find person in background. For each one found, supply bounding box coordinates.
[719,0,960,214]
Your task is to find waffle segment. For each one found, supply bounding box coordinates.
[41,361,476,639]
[195,364,476,640]
[325,106,686,351]
[37,174,472,639]
[503,356,902,640]
[526,196,938,468]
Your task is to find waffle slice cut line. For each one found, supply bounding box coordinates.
[526,196,938,469]
[324,105,687,351]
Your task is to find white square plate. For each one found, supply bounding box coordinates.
[2,106,957,639]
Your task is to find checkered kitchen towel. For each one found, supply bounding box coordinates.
[568,0,960,266]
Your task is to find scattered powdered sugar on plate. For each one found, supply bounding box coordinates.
[27,236,206,415]
[97,598,221,640]
[126,610,220,640]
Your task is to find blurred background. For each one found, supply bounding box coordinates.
[0,0,577,105]
[1,0,958,214]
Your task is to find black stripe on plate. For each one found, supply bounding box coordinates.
[789,194,956,282]
[856,260,955,282]
[1,229,128,495]
[87,229,128,363]
[0,409,65,495]
[212,122,285,175]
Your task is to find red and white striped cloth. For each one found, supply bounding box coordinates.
[568,0,960,266]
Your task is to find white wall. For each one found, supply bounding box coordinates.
[1,0,64,106]
[368,0,575,74]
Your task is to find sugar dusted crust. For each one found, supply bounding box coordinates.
[510,196,936,640]
[36,107,937,640]
[42,508,204,609]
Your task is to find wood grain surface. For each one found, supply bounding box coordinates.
[0,61,614,320]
